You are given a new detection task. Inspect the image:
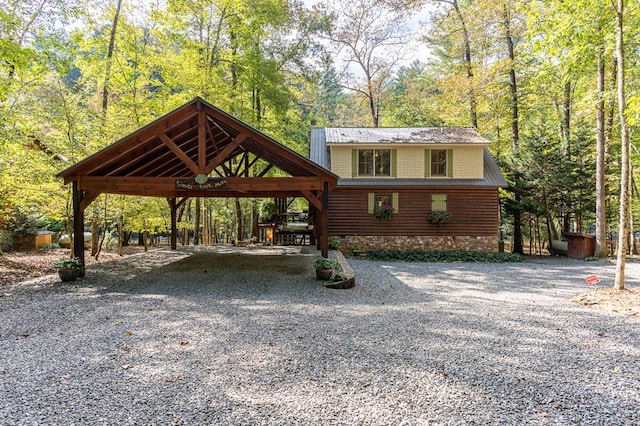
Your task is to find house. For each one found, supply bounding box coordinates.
[309,127,507,253]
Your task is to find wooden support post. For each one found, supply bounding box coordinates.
[321,181,329,258]
[169,197,178,250]
[315,204,321,250]
[72,181,86,277]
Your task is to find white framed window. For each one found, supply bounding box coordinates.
[425,149,453,177]
[352,149,396,177]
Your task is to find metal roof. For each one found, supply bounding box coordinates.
[324,127,490,145]
[310,127,329,168]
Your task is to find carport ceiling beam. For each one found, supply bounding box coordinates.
[205,131,250,175]
[78,176,327,194]
[159,132,200,175]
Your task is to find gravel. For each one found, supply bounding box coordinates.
[1,246,639,425]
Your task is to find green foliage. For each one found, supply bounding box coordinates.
[0,0,638,255]
[0,230,15,253]
[427,210,452,225]
[314,256,342,271]
[52,256,82,270]
[373,204,394,220]
[365,250,524,263]
[258,199,276,220]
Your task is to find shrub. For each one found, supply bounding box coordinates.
[365,249,523,263]
[53,257,83,270]
[314,256,342,271]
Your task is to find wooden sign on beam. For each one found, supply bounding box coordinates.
[175,175,228,190]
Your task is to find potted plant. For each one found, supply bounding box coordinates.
[314,256,342,280]
[351,237,364,257]
[373,204,394,220]
[329,236,341,249]
[53,257,83,282]
[427,210,452,225]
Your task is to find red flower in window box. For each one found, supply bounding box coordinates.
[428,210,452,225]
[373,204,394,220]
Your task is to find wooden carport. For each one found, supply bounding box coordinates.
[57,97,338,274]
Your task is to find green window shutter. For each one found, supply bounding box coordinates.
[367,193,375,214]
[446,149,453,177]
[424,149,431,177]
[391,149,397,177]
[392,192,399,213]
[352,149,358,177]
[432,193,447,211]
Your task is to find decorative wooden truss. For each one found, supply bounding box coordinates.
[58,97,337,270]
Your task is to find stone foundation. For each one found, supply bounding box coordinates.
[339,235,499,254]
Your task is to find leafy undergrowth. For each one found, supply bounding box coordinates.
[364,249,524,263]
[0,246,149,286]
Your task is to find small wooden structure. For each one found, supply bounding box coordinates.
[564,232,596,259]
[57,98,337,273]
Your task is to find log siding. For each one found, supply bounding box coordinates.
[328,187,499,237]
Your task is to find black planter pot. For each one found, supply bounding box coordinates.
[58,269,79,282]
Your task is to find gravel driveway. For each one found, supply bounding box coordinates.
[1,246,639,425]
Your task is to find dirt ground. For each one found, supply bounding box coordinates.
[2,249,639,316]
[572,287,640,317]
[0,246,149,287]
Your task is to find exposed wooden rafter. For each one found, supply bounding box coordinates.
[159,132,200,175]
[204,131,249,175]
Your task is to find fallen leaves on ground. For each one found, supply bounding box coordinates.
[572,288,640,317]
[0,246,150,286]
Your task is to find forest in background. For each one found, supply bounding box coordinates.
[1,0,639,270]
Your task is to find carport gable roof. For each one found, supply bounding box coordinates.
[57,97,337,198]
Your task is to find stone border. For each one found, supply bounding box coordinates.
[339,235,499,253]
[323,249,355,289]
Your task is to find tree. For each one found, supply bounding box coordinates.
[325,0,411,127]
[503,3,522,253]
[614,0,630,290]
[429,0,477,128]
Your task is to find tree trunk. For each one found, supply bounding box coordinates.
[202,204,210,245]
[251,200,259,240]
[503,4,523,255]
[562,82,571,157]
[102,0,123,119]
[194,197,201,245]
[595,45,608,257]
[117,214,123,256]
[449,0,477,128]
[91,220,99,256]
[614,0,628,290]
[209,6,226,69]
[235,198,243,244]
[629,162,636,255]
